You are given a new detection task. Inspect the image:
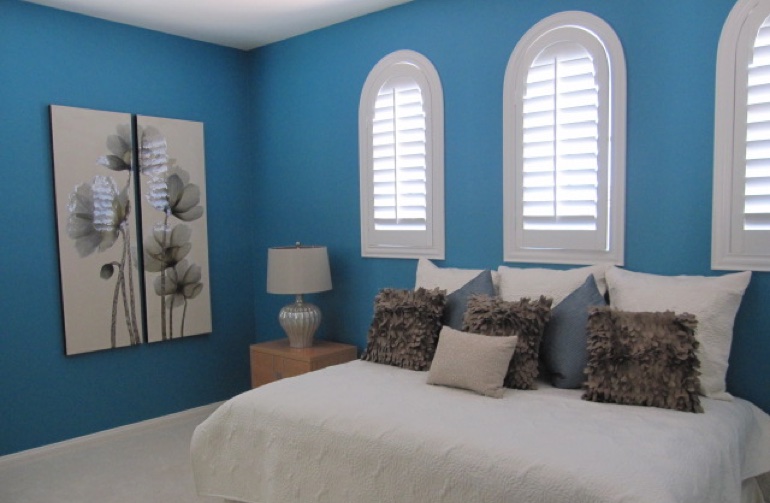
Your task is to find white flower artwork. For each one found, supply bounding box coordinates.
[137,115,211,343]
[50,105,211,355]
[51,105,143,355]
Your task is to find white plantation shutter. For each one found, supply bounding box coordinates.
[522,42,602,248]
[372,78,428,231]
[504,12,625,265]
[714,0,770,270]
[744,17,770,236]
[359,50,444,259]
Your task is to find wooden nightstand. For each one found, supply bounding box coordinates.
[249,338,358,388]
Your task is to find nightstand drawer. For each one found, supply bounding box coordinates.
[275,357,309,379]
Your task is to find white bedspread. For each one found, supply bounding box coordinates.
[191,360,770,503]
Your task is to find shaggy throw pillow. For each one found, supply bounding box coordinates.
[427,326,518,398]
[361,287,446,371]
[582,307,703,413]
[605,267,750,400]
[463,295,552,390]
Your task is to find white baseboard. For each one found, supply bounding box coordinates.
[0,401,223,469]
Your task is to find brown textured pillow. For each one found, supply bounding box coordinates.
[582,307,703,413]
[361,287,446,371]
[462,295,552,390]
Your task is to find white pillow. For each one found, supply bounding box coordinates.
[605,267,751,400]
[415,258,500,294]
[427,326,517,398]
[497,264,608,307]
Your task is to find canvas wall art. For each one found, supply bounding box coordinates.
[51,106,212,354]
[137,115,212,343]
[50,105,143,355]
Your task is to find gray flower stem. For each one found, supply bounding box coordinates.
[109,261,120,348]
[160,212,169,340]
[169,292,175,339]
[119,227,139,345]
[125,233,140,345]
[180,298,188,338]
[122,172,141,345]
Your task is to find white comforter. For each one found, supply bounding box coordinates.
[191,360,770,503]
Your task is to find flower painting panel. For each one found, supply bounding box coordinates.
[50,105,143,355]
[137,116,212,342]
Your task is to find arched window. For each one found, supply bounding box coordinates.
[713,0,770,271]
[503,11,626,265]
[359,50,444,259]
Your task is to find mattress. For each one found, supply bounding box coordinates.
[191,360,770,503]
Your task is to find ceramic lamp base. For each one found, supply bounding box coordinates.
[278,295,321,348]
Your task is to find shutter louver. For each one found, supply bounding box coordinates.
[372,79,427,231]
[522,43,599,234]
[745,18,770,231]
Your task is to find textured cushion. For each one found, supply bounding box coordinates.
[497,264,608,308]
[582,308,703,413]
[427,326,518,398]
[463,295,552,390]
[442,270,496,330]
[541,275,607,389]
[415,258,500,294]
[361,288,446,371]
[605,267,751,400]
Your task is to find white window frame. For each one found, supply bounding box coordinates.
[359,50,445,259]
[713,0,770,271]
[503,11,626,265]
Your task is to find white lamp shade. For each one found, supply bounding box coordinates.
[266,245,332,295]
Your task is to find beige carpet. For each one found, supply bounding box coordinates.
[0,404,225,503]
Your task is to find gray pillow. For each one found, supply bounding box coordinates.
[442,270,496,330]
[582,308,703,413]
[427,326,518,398]
[540,275,606,389]
[360,287,446,371]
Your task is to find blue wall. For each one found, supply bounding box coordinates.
[2,0,768,456]
[0,0,255,455]
[250,0,769,412]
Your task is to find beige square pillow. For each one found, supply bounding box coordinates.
[427,326,517,398]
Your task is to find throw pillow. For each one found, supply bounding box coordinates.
[442,270,496,330]
[582,307,703,413]
[415,258,500,294]
[540,274,607,389]
[463,295,552,390]
[360,287,446,371]
[605,267,751,400]
[427,326,518,398]
[497,264,608,308]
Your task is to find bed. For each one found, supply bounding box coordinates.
[191,262,770,503]
[192,360,770,503]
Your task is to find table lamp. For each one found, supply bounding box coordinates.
[266,243,332,348]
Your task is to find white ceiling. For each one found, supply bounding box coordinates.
[25,0,412,50]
